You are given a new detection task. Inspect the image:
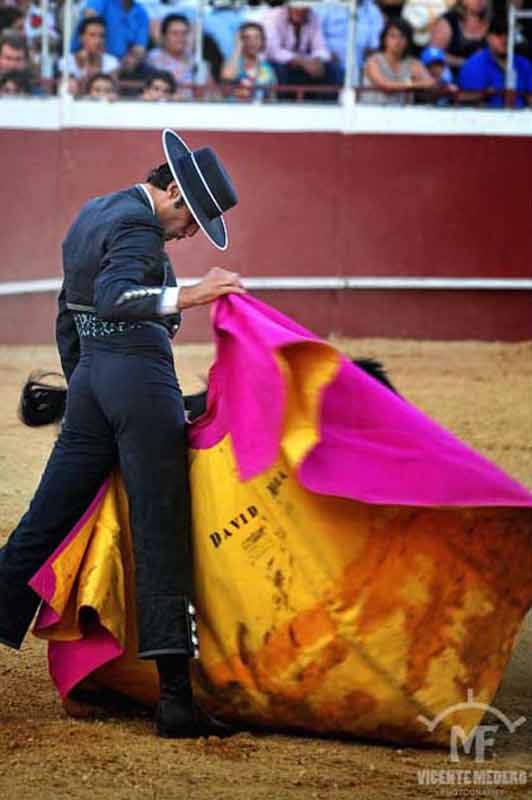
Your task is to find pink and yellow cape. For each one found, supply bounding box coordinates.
[30,295,532,745]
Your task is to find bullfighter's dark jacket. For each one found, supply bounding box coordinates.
[56,185,181,381]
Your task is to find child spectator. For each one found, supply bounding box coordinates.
[141,68,176,100]
[419,44,457,102]
[0,67,32,94]
[59,16,119,81]
[459,15,532,107]
[317,0,384,79]
[79,0,149,61]
[147,13,210,93]
[262,3,342,92]
[430,0,489,75]
[361,17,434,103]
[84,70,118,99]
[64,73,81,97]
[221,21,276,99]
[420,44,456,83]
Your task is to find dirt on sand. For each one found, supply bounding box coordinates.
[1,339,531,800]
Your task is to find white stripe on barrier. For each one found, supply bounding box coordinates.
[0,278,62,295]
[1,277,531,297]
[1,99,532,137]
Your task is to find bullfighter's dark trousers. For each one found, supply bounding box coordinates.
[0,326,194,657]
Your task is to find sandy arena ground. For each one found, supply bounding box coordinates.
[0,339,531,800]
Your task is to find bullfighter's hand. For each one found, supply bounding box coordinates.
[178,267,246,309]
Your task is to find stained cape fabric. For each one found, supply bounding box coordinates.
[30,295,532,745]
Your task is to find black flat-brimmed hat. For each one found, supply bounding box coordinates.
[162,128,237,251]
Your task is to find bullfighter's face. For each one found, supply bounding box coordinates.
[159,182,200,241]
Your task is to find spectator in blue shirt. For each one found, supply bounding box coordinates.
[316,0,384,81]
[459,15,532,107]
[79,0,150,61]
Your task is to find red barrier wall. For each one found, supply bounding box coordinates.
[1,128,530,341]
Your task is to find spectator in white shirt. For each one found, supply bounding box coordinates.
[59,16,119,82]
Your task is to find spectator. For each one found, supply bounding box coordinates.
[0,67,31,94]
[146,0,196,45]
[147,14,210,91]
[430,0,490,74]
[0,7,25,36]
[0,33,29,74]
[6,0,58,84]
[459,15,532,106]
[361,17,434,103]
[420,44,456,82]
[317,0,384,79]
[141,68,176,99]
[118,43,156,97]
[59,16,119,81]
[262,3,342,92]
[144,4,224,81]
[0,31,51,92]
[80,0,149,61]
[419,44,458,101]
[84,70,118,99]
[221,21,276,99]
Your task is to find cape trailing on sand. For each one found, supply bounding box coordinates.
[29,295,532,746]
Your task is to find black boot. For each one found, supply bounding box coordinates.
[155,655,234,739]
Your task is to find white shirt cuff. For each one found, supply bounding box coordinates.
[159,286,181,315]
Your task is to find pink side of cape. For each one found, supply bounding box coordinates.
[47,629,123,699]
[29,478,123,698]
[190,294,532,507]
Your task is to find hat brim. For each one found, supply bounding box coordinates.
[162,129,228,252]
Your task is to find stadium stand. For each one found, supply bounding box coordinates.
[0,0,529,107]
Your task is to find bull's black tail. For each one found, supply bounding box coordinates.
[18,372,67,427]
[352,358,399,395]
